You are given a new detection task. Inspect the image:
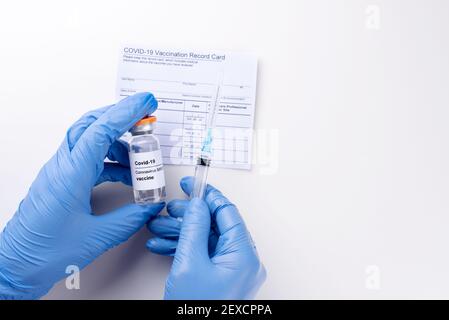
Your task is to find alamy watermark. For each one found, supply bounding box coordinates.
[165,126,280,175]
[365,265,381,290]
[365,5,381,30]
[65,265,80,290]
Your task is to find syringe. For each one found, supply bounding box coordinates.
[191,73,223,199]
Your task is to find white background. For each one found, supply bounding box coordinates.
[1,0,449,299]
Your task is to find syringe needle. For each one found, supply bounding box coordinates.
[191,72,224,199]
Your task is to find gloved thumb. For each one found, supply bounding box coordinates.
[93,203,165,250]
[175,198,211,263]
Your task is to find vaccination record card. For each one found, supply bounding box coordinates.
[116,45,258,170]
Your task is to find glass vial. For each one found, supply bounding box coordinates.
[128,116,166,204]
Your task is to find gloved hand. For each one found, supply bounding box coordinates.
[0,93,164,299]
[146,177,266,299]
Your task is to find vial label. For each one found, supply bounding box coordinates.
[129,150,166,191]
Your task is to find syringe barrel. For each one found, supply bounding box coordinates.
[191,73,222,200]
[191,157,211,199]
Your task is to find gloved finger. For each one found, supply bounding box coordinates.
[147,231,220,257]
[107,139,130,167]
[175,198,211,263]
[146,237,177,256]
[67,105,112,150]
[147,214,220,251]
[147,215,182,238]
[71,93,157,179]
[180,176,216,199]
[68,107,130,166]
[93,202,165,249]
[180,176,247,237]
[179,176,195,197]
[166,199,189,218]
[95,162,132,186]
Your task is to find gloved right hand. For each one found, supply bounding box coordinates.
[146,177,266,299]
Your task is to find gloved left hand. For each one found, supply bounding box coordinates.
[0,92,164,299]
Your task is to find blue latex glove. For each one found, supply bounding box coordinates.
[146,177,266,299]
[0,93,164,299]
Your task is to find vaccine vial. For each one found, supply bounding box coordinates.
[128,116,166,204]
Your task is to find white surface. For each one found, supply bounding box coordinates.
[1,0,449,299]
